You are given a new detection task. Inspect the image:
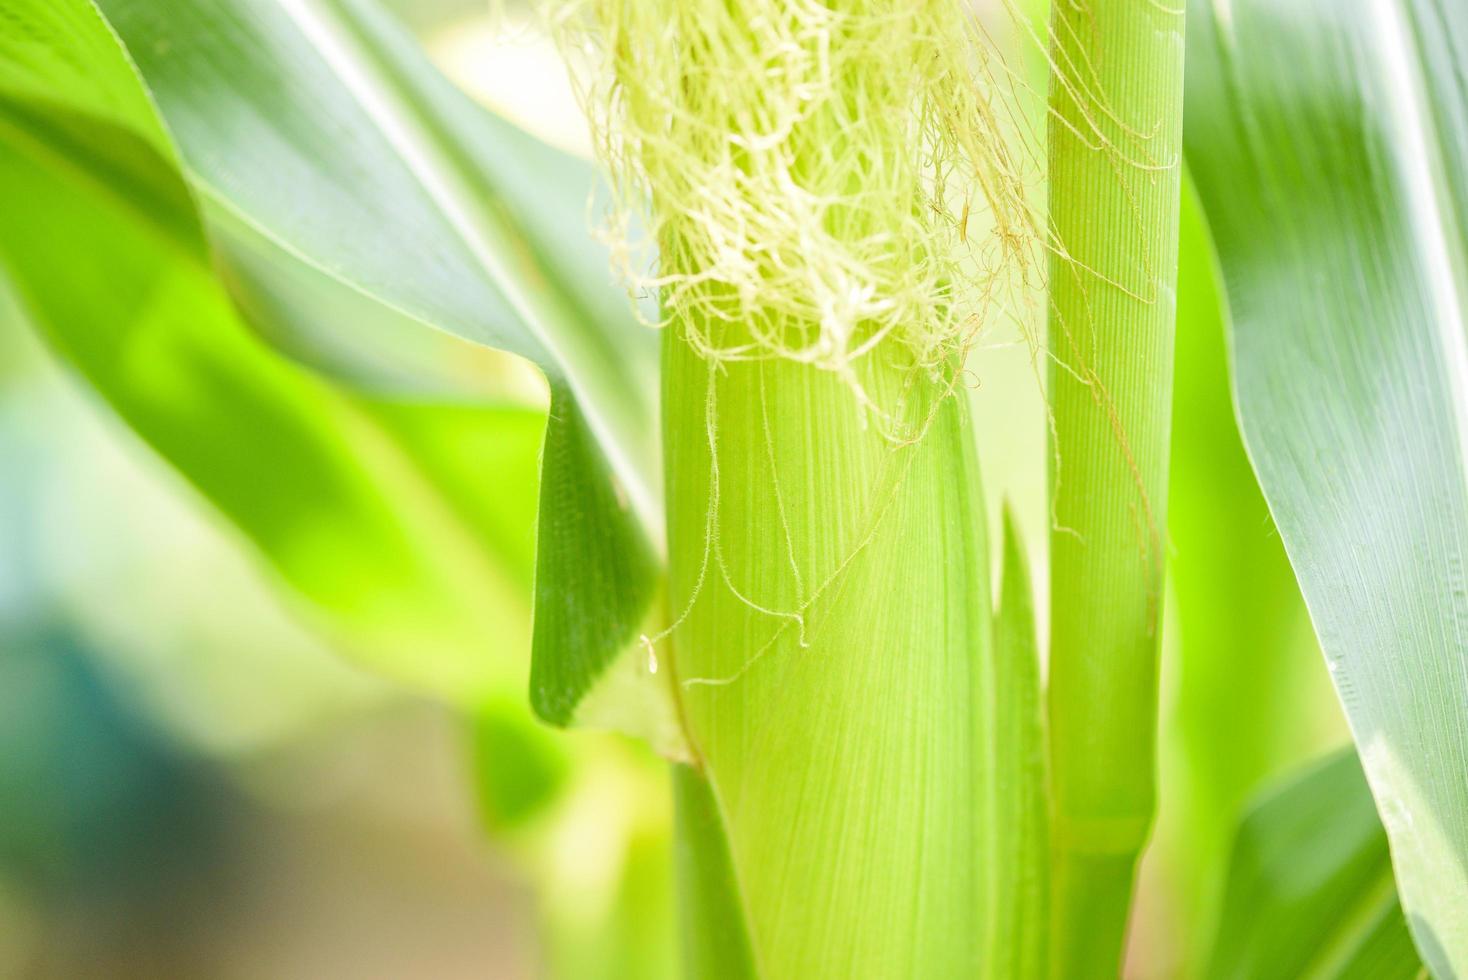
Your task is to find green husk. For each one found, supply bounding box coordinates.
[662,325,994,975]
[558,0,1049,973]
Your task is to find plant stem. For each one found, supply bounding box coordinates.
[1045,2,1186,974]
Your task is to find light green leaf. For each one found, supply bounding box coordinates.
[0,101,532,702]
[1208,750,1422,980]
[671,764,757,980]
[1186,0,1468,971]
[0,1,587,829]
[5,0,676,739]
[207,197,543,403]
[989,506,1049,979]
[90,0,665,733]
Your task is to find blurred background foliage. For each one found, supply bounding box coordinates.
[0,0,1352,976]
[0,1,672,976]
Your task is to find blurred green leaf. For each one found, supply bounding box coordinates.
[0,0,606,829]
[1208,750,1421,979]
[470,701,571,830]
[1186,0,1468,970]
[1,0,679,744]
[86,0,667,733]
[1162,177,1335,965]
[0,101,529,703]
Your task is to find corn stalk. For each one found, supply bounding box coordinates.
[1045,1,1186,974]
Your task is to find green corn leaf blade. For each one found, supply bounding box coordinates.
[0,106,534,704]
[1208,749,1422,979]
[206,197,546,404]
[89,0,667,736]
[0,51,551,692]
[376,0,479,37]
[1186,0,1468,970]
[4,0,676,741]
[0,1,161,140]
[0,11,584,830]
[1336,911,1431,980]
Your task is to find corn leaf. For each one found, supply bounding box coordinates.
[1186,0,1468,970]
[0,48,537,705]
[989,507,1049,979]
[671,764,757,980]
[92,0,666,734]
[1,0,674,740]
[1208,750,1421,979]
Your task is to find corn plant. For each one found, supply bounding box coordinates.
[0,0,1464,976]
